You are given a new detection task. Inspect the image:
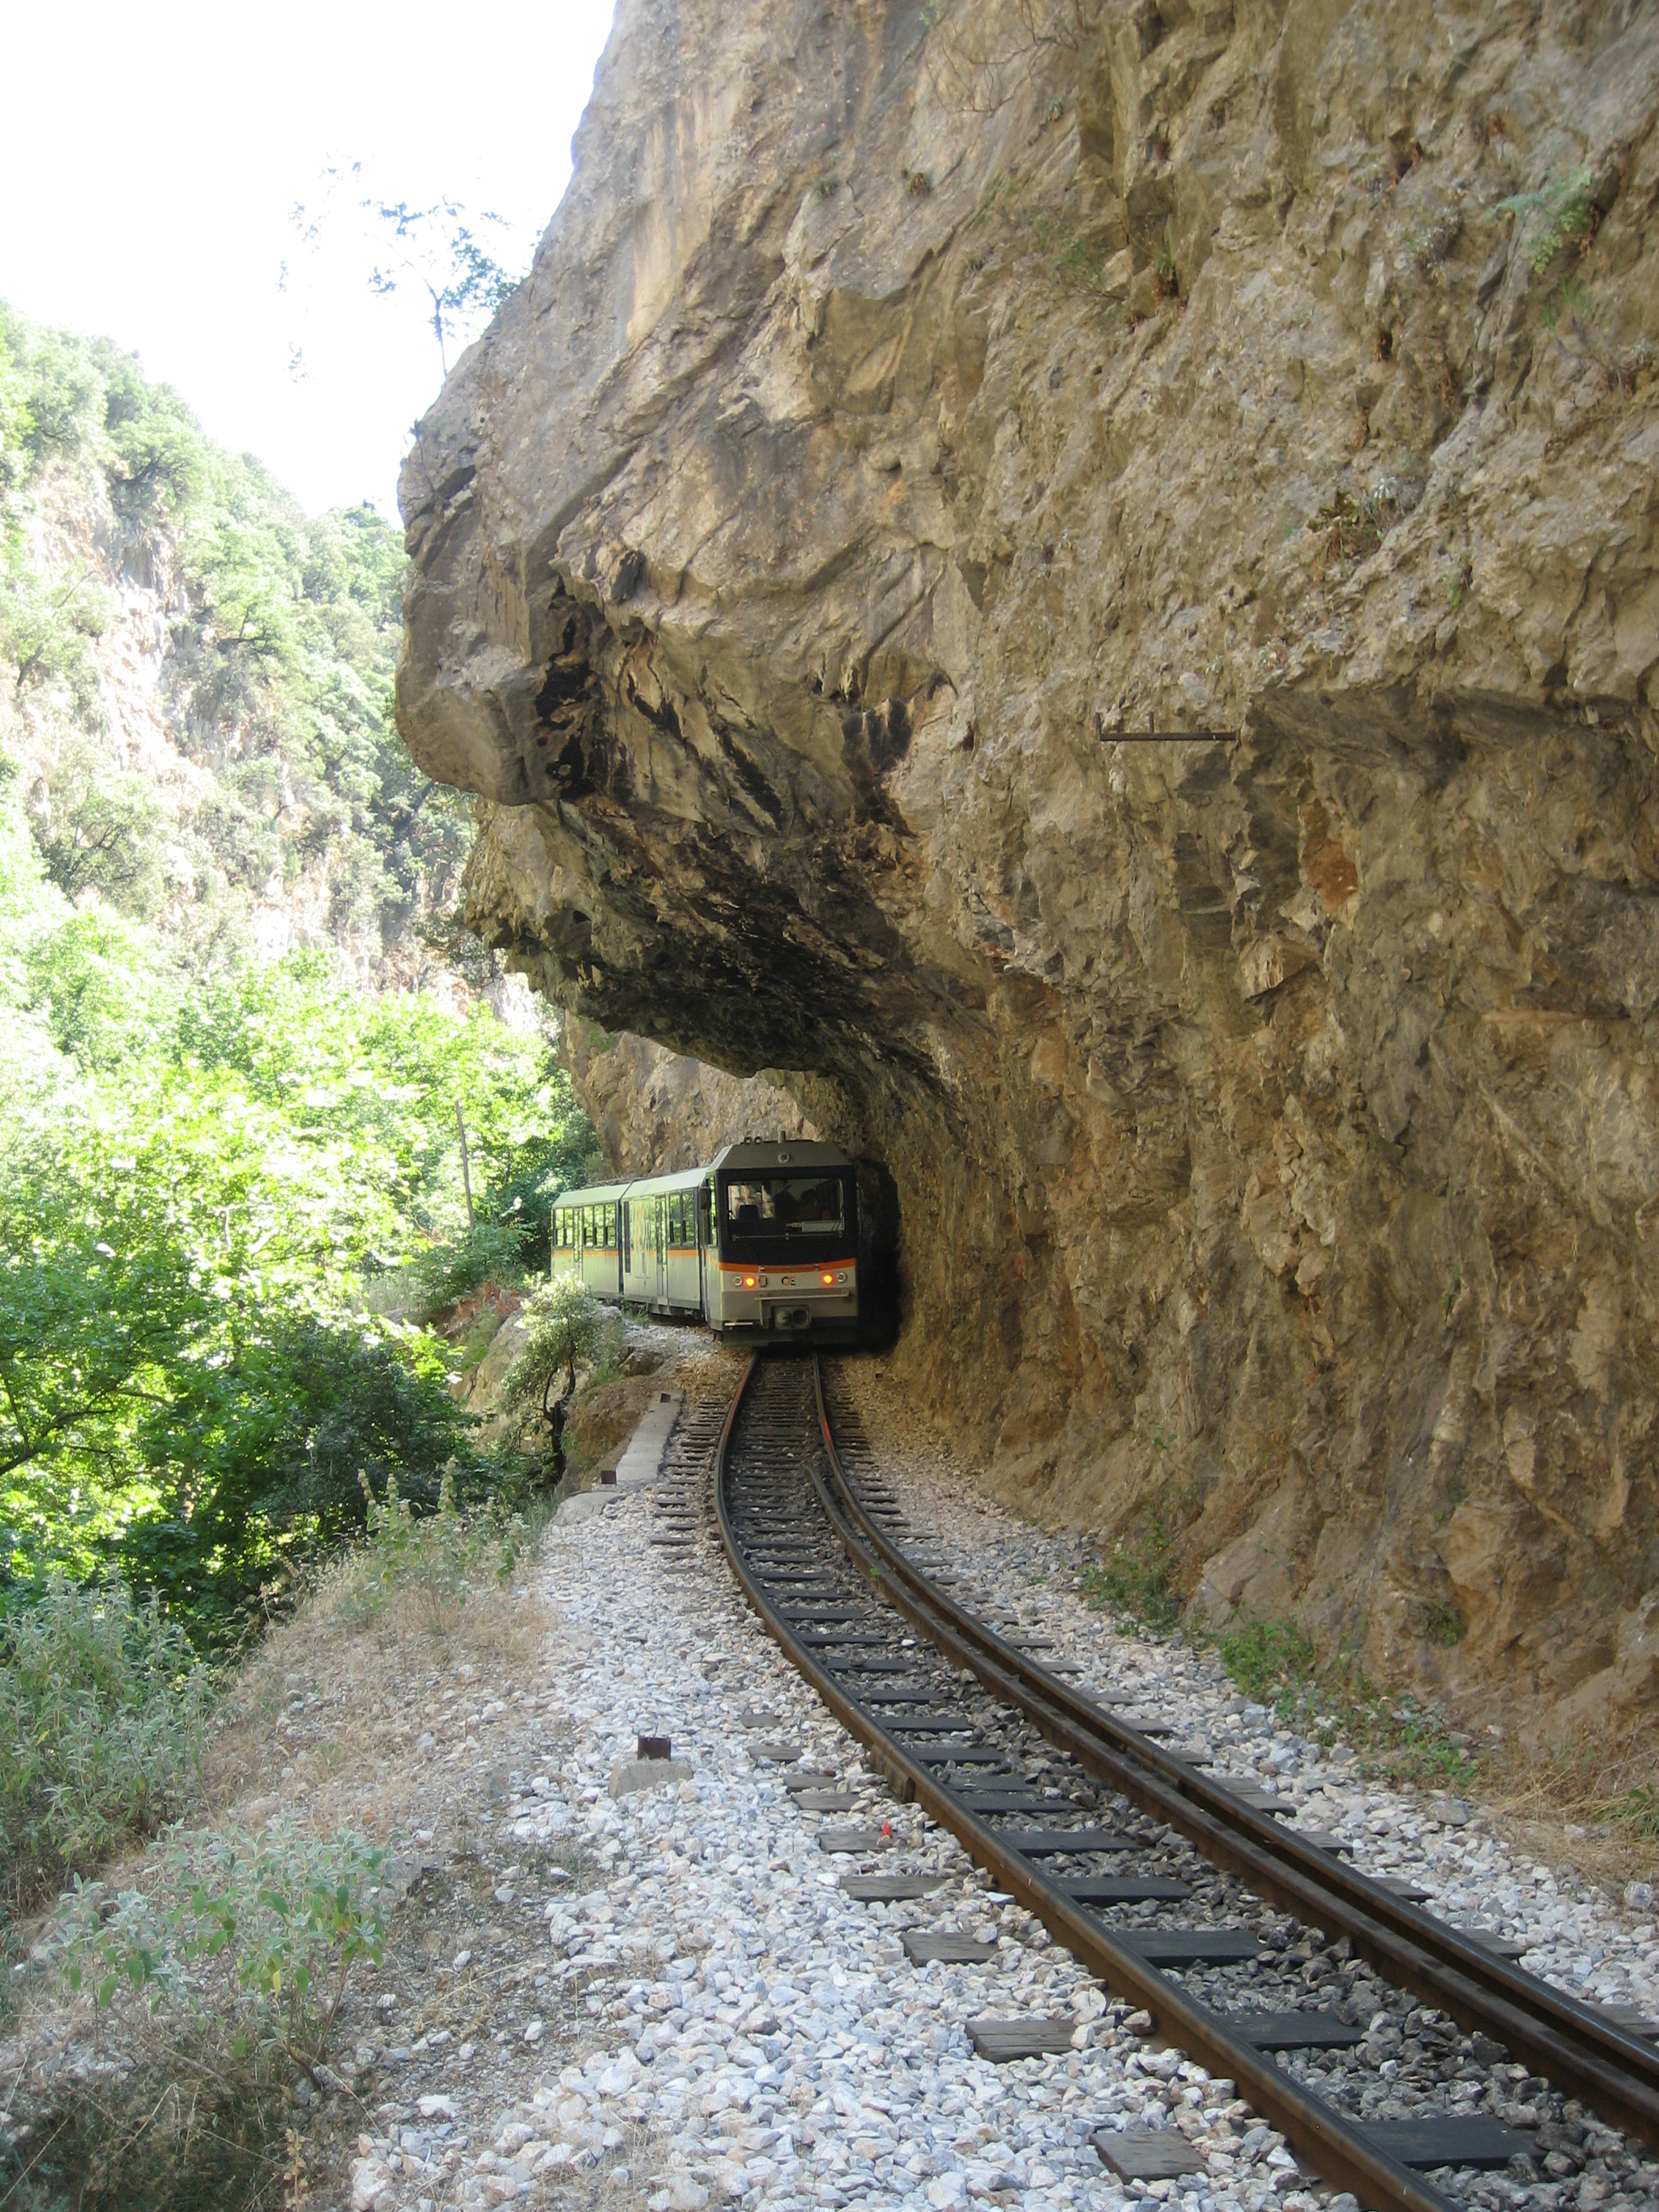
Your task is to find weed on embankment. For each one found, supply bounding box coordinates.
[2,1476,548,2211]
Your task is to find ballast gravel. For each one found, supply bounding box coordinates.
[335,1350,1658,2212]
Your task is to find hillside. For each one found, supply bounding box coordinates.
[0,301,597,1654]
[0,299,470,982]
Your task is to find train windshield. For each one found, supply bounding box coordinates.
[720,1172,851,1259]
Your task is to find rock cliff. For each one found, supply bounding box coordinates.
[558,1018,817,1176]
[395,0,1659,1728]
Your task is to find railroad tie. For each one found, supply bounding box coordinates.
[1376,1876,1432,1902]
[1058,1877,1192,1904]
[1090,2124,1209,2181]
[995,1828,1136,1855]
[958,1791,1087,1814]
[966,2016,1079,2061]
[1222,2009,1367,2051]
[1360,2116,1535,2171]
[910,1746,1019,1767]
[1461,1930,1532,1959]
[1112,1928,1263,1966]
[903,1930,1000,1966]
[838,1873,948,1902]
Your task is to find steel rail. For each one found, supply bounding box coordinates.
[713,1352,1457,2212]
[808,1358,1659,2157]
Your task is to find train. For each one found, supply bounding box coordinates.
[549,1138,860,1339]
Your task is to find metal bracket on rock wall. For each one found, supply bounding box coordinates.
[1096,715,1238,744]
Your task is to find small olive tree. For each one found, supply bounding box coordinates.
[504,1278,605,1473]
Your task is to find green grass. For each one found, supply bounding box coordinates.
[1610,1787,1659,1845]
[1213,1613,1479,1792]
[1077,1517,1180,1632]
[1216,1617,1316,1704]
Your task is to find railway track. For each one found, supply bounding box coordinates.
[706,1349,1659,2212]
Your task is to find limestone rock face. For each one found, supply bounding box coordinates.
[397,0,1659,1724]
[558,1018,816,1177]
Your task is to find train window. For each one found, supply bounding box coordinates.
[723,1175,846,1233]
[603,1202,614,1248]
[669,1194,683,1245]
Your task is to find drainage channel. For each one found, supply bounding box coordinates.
[709,1349,1659,2212]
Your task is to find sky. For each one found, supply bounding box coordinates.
[0,0,619,519]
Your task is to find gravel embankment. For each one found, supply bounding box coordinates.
[335,1345,1657,2212]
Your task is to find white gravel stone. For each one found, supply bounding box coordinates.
[331,1353,1659,2212]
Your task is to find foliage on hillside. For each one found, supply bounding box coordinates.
[0,783,592,1646]
[0,304,599,1661]
[0,297,467,971]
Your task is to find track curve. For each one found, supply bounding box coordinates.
[713,1350,1659,2212]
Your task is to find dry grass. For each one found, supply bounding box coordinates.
[1482,1717,1659,1894]
[2,1509,559,2210]
[200,1518,553,1841]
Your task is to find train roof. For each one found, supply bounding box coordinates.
[552,1180,632,1208]
[710,1139,852,1172]
[617,1165,708,1198]
[552,1165,708,1209]
[554,1142,851,1212]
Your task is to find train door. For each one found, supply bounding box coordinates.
[655,1195,667,1308]
[697,1180,710,1317]
[621,1195,632,1297]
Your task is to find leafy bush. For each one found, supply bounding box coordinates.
[120,1315,492,1644]
[59,1820,385,2066]
[364,1221,531,1323]
[485,1122,606,1272]
[344,1466,534,1630]
[0,1577,210,1906]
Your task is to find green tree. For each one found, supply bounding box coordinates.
[505,1277,605,1450]
[290,171,521,377]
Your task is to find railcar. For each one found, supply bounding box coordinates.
[550,1139,859,1340]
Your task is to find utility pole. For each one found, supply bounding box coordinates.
[456,1103,476,1235]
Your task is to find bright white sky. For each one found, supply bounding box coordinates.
[0,0,618,519]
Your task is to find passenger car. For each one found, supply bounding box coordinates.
[551,1140,859,1339]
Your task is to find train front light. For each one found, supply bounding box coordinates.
[821,1271,834,1287]
[742,1274,757,1290]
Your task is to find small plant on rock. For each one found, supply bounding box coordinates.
[1497,165,1597,275]
[1078,1514,1181,1631]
